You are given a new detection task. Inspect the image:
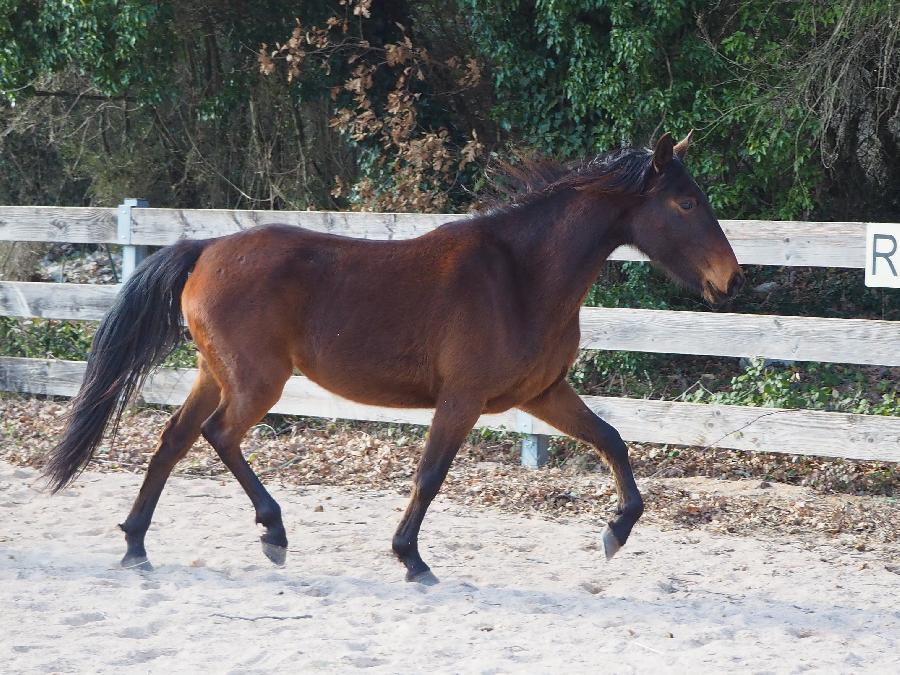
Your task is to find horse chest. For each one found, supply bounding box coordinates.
[481,320,580,411]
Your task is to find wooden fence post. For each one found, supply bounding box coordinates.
[117,198,149,279]
[516,410,549,468]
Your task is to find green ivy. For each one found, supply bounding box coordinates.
[459,0,845,219]
[0,0,172,103]
[0,317,197,368]
[688,358,899,416]
[0,317,94,361]
[568,262,672,394]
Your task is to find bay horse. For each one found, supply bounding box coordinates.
[44,132,743,583]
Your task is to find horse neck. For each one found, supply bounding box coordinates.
[488,190,630,318]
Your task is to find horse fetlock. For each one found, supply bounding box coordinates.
[623,494,645,520]
[392,536,432,579]
[255,502,283,529]
[260,522,288,548]
[119,520,149,551]
[118,519,140,536]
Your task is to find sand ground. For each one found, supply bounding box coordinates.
[1,460,898,673]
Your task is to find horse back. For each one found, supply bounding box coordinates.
[181,222,578,410]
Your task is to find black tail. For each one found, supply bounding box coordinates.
[44,239,210,492]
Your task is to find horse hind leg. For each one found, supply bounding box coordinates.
[200,360,292,566]
[119,361,220,569]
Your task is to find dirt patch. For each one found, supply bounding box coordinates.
[1,460,898,673]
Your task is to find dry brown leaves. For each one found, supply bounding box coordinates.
[1,396,896,559]
[258,5,484,214]
[38,247,119,285]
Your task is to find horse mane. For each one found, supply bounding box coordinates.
[478,146,663,214]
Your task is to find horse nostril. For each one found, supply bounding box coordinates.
[728,272,745,297]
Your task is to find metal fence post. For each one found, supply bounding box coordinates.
[521,434,550,468]
[517,410,550,468]
[117,198,149,280]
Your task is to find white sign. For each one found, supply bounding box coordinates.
[865,223,900,288]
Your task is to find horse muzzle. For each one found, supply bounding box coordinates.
[702,270,745,306]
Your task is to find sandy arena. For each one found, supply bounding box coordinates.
[1,459,898,673]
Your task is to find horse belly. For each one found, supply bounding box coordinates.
[292,331,437,409]
[297,364,437,408]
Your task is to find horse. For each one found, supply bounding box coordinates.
[44,131,743,584]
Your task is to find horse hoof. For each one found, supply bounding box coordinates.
[407,569,440,586]
[121,554,154,571]
[261,541,287,567]
[601,525,622,560]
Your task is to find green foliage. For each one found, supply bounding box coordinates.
[0,317,197,368]
[3,1,896,217]
[0,317,94,360]
[0,1,352,210]
[459,0,897,220]
[723,267,900,321]
[568,349,660,398]
[161,342,199,369]
[0,0,170,102]
[585,262,673,310]
[687,358,899,416]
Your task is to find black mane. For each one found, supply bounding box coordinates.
[480,146,663,213]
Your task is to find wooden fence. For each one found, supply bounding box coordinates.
[0,203,898,465]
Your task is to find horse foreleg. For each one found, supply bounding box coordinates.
[392,396,482,584]
[521,379,644,559]
[119,362,220,569]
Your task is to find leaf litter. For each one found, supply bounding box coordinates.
[0,396,896,561]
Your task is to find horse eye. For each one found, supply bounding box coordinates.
[679,200,694,210]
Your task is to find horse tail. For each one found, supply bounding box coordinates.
[44,238,211,492]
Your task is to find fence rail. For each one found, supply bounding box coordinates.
[2,281,898,366]
[1,203,897,465]
[2,357,896,462]
[1,205,892,267]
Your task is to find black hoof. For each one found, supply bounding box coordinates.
[406,569,439,585]
[121,554,153,571]
[261,540,287,566]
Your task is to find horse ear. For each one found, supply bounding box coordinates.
[652,132,674,172]
[674,129,694,160]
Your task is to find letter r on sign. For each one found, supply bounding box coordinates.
[872,234,897,276]
[865,224,900,288]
